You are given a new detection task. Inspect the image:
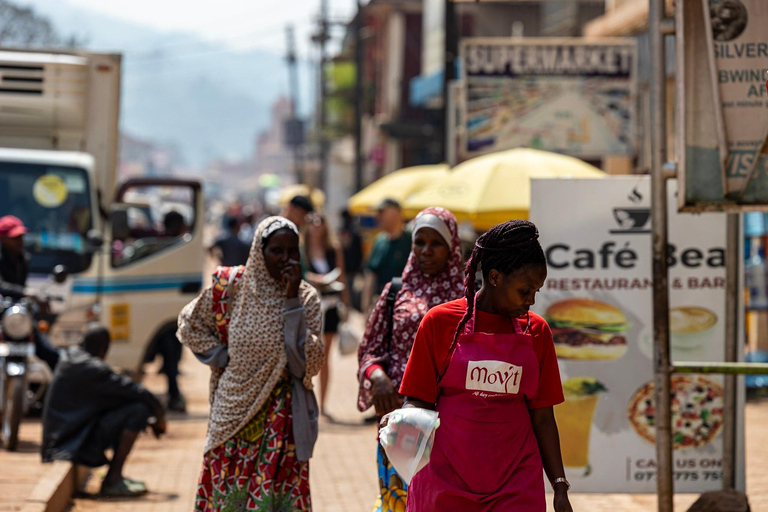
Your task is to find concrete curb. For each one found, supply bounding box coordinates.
[21,462,90,512]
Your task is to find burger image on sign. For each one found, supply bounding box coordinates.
[545,298,630,360]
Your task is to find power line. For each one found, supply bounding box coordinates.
[124,42,320,65]
[120,7,291,54]
[124,18,316,63]
[126,27,289,63]
[122,53,317,77]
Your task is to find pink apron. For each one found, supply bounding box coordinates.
[407,310,545,512]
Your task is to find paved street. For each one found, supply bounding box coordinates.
[0,418,45,512]
[2,341,766,512]
[68,345,379,512]
[63,347,767,512]
[1,2,764,512]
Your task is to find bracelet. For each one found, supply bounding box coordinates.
[552,477,570,491]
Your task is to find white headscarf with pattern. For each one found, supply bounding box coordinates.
[189,216,323,453]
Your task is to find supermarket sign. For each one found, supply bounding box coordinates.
[460,38,637,159]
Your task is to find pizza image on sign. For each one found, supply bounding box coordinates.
[628,376,724,450]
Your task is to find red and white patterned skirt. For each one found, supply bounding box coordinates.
[195,378,311,511]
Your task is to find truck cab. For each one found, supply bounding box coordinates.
[0,48,203,376]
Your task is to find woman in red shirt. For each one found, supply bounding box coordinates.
[399,220,573,512]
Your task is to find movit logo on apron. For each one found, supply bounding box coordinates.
[465,360,522,394]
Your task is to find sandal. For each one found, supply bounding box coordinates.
[100,478,148,498]
[123,477,147,493]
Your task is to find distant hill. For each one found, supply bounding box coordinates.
[24,0,314,168]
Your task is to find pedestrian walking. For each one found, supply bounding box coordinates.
[399,220,573,512]
[279,194,314,278]
[357,207,464,512]
[339,208,363,277]
[238,206,258,245]
[209,217,250,267]
[303,213,350,420]
[155,210,190,412]
[178,216,324,512]
[281,195,314,230]
[339,208,364,308]
[362,199,412,312]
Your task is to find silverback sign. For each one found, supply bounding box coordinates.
[678,0,768,210]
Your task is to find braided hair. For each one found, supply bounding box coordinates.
[442,220,546,375]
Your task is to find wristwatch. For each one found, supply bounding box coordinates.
[552,477,571,491]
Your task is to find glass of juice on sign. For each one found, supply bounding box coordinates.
[554,377,607,476]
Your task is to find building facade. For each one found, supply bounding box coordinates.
[334,0,608,187]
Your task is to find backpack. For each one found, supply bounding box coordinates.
[211,265,245,344]
[384,277,404,355]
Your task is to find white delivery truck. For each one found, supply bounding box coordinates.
[0,48,204,376]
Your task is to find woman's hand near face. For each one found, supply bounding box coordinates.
[370,367,403,416]
[282,259,302,298]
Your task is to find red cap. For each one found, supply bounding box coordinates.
[0,216,28,238]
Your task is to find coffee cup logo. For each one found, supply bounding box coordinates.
[610,207,651,235]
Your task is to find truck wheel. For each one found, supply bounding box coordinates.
[2,375,24,451]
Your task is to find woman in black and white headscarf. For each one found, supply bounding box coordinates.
[178,216,324,511]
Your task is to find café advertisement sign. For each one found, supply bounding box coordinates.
[460,38,636,160]
[530,177,745,493]
[678,0,768,209]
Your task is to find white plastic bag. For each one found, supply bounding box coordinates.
[338,323,360,355]
[338,309,365,356]
[379,408,440,484]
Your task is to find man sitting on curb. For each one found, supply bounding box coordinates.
[41,324,167,497]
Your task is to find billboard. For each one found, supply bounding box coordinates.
[530,177,745,493]
[460,38,637,159]
[678,0,768,210]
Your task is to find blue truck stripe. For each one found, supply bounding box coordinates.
[72,274,203,294]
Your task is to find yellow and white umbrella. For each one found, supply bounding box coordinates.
[403,148,606,230]
[347,164,450,216]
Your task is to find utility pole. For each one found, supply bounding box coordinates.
[649,0,672,509]
[353,1,364,192]
[285,25,303,184]
[316,0,330,192]
[442,0,457,164]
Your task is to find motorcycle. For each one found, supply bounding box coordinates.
[0,266,66,451]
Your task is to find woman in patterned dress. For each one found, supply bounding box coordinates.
[178,217,324,511]
[357,207,464,512]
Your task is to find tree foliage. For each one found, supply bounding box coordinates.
[0,0,78,47]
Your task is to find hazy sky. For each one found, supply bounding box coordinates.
[26,0,358,54]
